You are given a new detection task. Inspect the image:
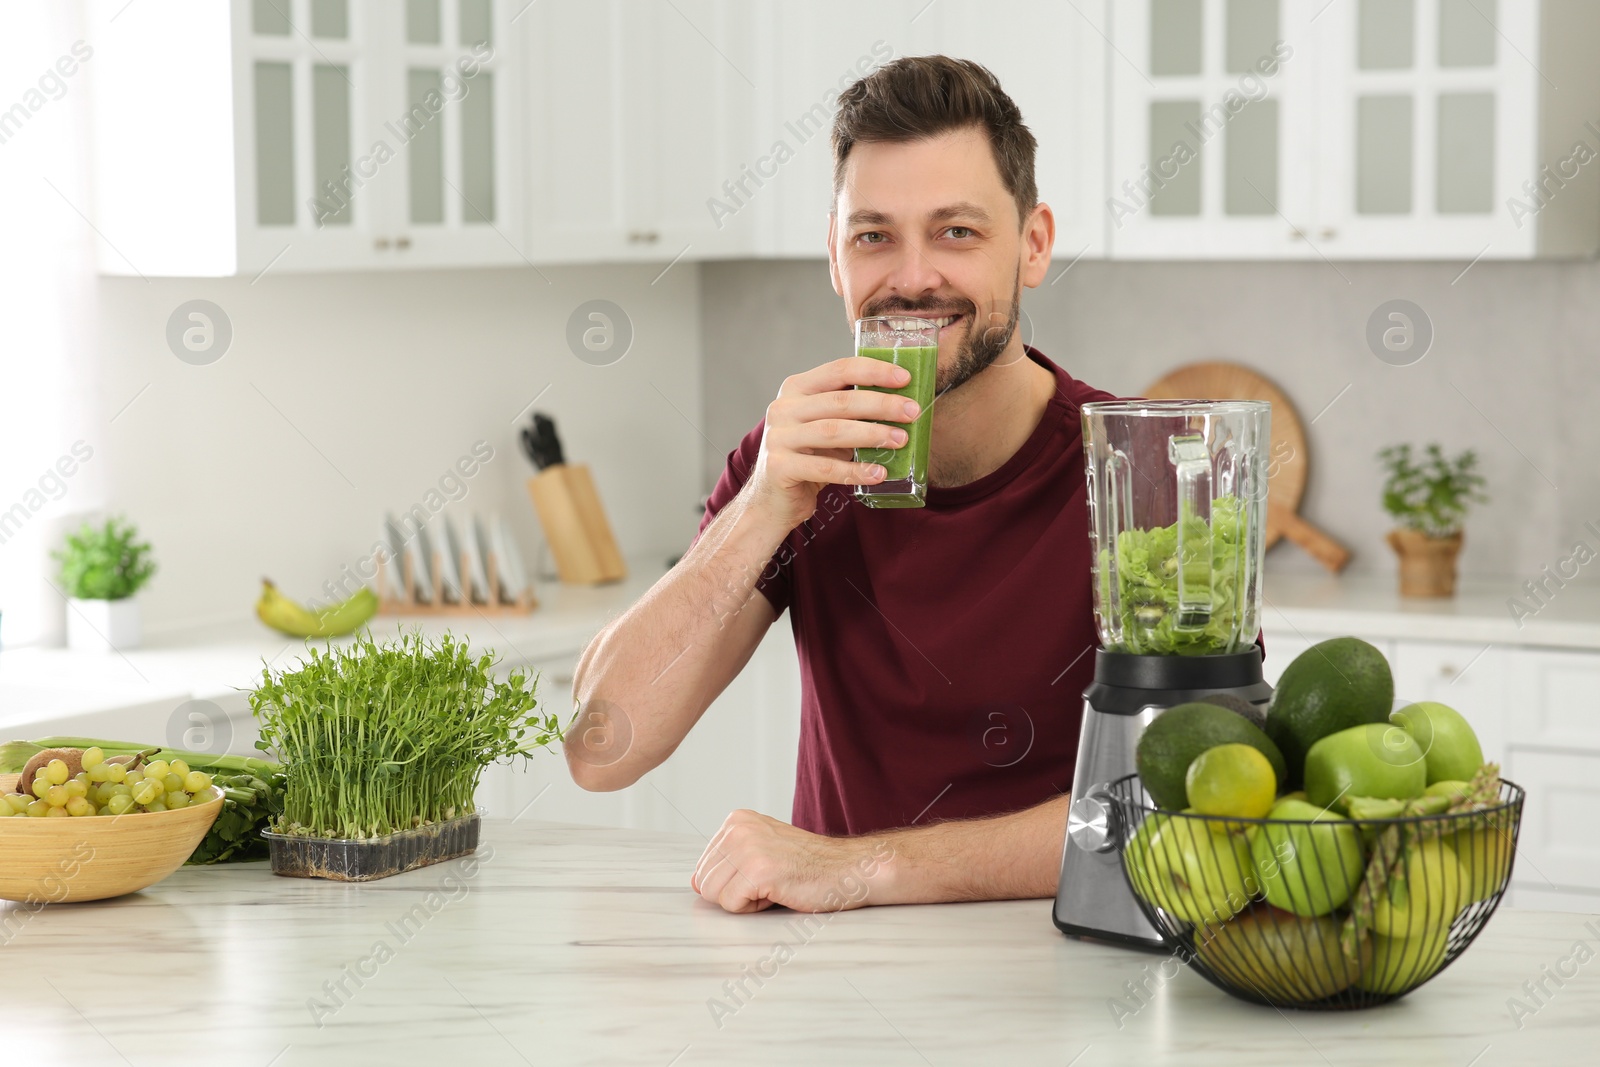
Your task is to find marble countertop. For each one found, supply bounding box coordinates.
[1263,567,1600,651]
[2,819,1595,1065]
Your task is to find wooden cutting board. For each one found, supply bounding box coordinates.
[1143,361,1350,573]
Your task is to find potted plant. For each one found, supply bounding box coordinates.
[1377,444,1488,597]
[54,517,157,651]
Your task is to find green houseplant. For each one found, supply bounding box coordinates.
[1377,445,1487,597]
[53,517,157,651]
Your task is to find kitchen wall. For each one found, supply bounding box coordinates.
[80,264,704,637]
[699,257,1600,586]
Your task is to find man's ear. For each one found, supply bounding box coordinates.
[1019,201,1056,290]
[827,212,843,296]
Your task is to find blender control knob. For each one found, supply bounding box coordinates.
[1067,791,1118,853]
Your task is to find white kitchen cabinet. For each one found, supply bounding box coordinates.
[1108,0,1316,258]
[757,0,1109,261]
[521,0,762,264]
[1107,0,1600,259]
[1502,749,1600,895]
[477,621,802,835]
[90,0,526,275]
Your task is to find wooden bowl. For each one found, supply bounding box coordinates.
[0,771,224,904]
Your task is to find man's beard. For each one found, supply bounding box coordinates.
[862,272,1023,396]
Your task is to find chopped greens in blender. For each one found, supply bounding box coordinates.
[1098,494,1247,655]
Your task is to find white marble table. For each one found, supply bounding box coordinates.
[2,820,1596,1066]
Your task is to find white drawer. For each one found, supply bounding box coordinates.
[1504,748,1600,893]
[1508,648,1600,752]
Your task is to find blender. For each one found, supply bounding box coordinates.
[1052,400,1273,949]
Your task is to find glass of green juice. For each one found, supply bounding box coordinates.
[853,316,938,508]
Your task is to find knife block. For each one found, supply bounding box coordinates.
[526,464,627,584]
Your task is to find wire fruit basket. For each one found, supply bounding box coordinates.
[1105,773,1524,1010]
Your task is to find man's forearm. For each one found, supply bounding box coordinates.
[568,484,790,786]
[871,794,1069,906]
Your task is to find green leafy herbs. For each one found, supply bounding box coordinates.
[1099,494,1249,655]
[1377,443,1488,538]
[249,631,565,840]
[53,517,156,600]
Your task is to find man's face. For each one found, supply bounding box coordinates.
[828,125,1052,396]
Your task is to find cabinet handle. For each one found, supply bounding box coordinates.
[1439,664,1459,679]
[374,237,391,250]
[1320,227,1338,239]
[396,236,412,250]
[627,230,660,244]
[1288,228,1305,240]
[550,673,575,685]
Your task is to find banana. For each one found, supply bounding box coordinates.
[255,579,379,638]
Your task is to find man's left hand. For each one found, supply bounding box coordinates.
[690,809,895,913]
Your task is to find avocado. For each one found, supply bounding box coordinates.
[1135,702,1288,810]
[1265,637,1394,789]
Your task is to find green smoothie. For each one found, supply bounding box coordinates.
[854,344,937,507]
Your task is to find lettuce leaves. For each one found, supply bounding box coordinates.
[1098,495,1249,655]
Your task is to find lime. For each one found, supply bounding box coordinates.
[1186,743,1277,819]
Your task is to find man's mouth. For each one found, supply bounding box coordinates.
[884,312,964,331]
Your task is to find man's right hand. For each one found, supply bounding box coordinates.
[745,356,922,530]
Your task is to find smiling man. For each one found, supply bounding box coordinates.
[568,56,1119,912]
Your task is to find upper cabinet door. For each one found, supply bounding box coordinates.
[523,0,759,264]
[233,0,395,272]
[388,0,527,266]
[1108,0,1316,258]
[920,0,1111,262]
[619,0,761,260]
[1313,0,1541,258]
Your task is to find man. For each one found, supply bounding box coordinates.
[568,56,1119,913]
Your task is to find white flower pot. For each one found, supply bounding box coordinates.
[66,597,141,652]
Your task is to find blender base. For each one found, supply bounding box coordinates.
[1052,649,1271,948]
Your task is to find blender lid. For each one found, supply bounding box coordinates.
[1082,399,1270,416]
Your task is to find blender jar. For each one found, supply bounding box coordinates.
[1081,400,1270,655]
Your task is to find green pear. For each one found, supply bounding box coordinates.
[1371,837,1466,938]
[1198,906,1365,1002]
[1392,702,1484,785]
[1356,924,1451,994]
[1126,812,1257,927]
[1249,798,1366,916]
[1449,819,1515,904]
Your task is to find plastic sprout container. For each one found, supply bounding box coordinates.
[1105,773,1524,1010]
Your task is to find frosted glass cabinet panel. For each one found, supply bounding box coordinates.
[1109,0,1315,257]
[1315,0,1539,257]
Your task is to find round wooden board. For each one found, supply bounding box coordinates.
[1142,361,1307,550]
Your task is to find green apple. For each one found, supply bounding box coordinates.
[1250,798,1366,916]
[1126,812,1258,927]
[1356,924,1451,994]
[1304,723,1428,811]
[1392,701,1484,785]
[1372,837,1466,938]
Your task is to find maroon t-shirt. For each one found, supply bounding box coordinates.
[696,347,1122,837]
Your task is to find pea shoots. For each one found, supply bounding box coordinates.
[250,630,563,840]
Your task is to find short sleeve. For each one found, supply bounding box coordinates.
[693,419,794,615]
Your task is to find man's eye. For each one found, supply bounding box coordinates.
[857,232,886,244]
[946,226,974,239]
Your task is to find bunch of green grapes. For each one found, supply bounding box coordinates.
[1,747,213,818]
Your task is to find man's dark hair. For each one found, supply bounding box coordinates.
[831,55,1038,228]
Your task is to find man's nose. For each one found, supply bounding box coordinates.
[883,239,945,301]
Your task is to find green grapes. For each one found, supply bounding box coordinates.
[3,759,216,820]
